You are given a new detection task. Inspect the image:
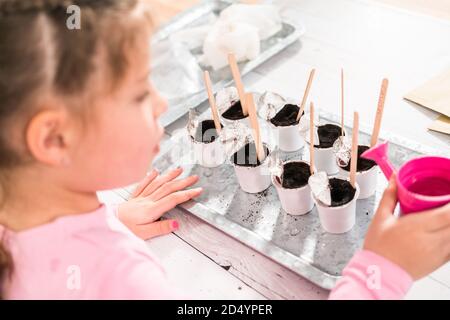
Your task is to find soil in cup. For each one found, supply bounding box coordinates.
[194,120,223,144]
[342,145,377,172]
[281,162,311,189]
[315,124,342,149]
[270,104,303,127]
[222,100,249,121]
[232,142,270,167]
[329,178,356,207]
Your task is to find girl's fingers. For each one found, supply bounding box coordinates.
[422,203,450,232]
[372,174,398,223]
[150,175,200,201]
[141,167,184,197]
[131,219,179,240]
[131,169,159,198]
[154,188,203,214]
[427,227,450,262]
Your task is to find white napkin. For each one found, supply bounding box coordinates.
[308,172,331,206]
[203,20,260,70]
[201,4,282,70]
[299,112,320,145]
[215,87,240,114]
[257,91,287,121]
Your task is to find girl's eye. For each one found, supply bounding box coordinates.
[135,91,150,103]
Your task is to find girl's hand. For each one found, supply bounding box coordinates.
[117,168,202,240]
[364,174,450,280]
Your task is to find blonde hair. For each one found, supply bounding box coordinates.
[0,0,152,298]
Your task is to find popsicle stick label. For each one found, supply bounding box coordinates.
[203,71,222,133]
[350,112,359,188]
[341,68,345,137]
[371,78,389,147]
[246,93,265,162]
[228,53,248,116]
[297,69,316,121]
[309,102,316,175]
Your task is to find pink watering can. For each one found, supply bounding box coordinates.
[362,142,450,214]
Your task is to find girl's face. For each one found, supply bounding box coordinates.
[68,38,167,192]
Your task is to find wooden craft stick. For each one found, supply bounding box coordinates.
[370,78,389,147]
[228,53,248,116]
[309,102,315,175]
[341,68,345,136]
[246,93,265,162]
[203,71,222,133]
[350,112,359,188]
[297,68,316,121]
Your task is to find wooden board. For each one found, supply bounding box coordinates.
[404,68,450,118]
[375,0,450,21]
[428,115,450,135]
[165,207,330,300]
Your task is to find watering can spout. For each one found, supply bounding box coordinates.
[361,142,396,180]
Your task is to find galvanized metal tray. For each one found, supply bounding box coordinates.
[116,104,449,290]
[152,0,304,127]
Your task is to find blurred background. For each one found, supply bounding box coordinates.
[148,0,450,26]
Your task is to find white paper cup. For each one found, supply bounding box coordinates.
[313,146,339,175]
[274,124,304,152]
[313,183,360,234]
[305,125,345,175]
[338,165,378,199]
[191,138,226,168]
[272,161,314,215]
[233,147,272,194]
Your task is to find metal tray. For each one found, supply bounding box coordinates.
[116,105,449,290]
[152,0,304,127]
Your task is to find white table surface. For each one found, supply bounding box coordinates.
[100,0,450,300]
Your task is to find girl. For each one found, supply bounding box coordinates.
[0,0,449,300]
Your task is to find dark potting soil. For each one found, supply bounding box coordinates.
[316,124,342,149]
[270,104,302,127]
[329,178,356,207]
[342,145,377,172]
[232,142,270,167]
[222,100,248,120]
[281,162,311,189]
[194,120,223,144]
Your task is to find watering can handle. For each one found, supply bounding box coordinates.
[378,157,395,179]
[361,142,396,180]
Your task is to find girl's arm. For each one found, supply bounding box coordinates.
[329,250,412,300]
[98,249,187,300]
[330,175,450,300]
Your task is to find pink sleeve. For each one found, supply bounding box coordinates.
[329,250,413,300]
[98,253,186,300]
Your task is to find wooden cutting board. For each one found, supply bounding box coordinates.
[428,115,450,135]
[404,68,450,117]
[404,68,450,135]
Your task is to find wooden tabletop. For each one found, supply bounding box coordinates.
[146,0,260,26]
[147,0,450,24]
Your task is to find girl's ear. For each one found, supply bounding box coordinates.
[25,107,74,167]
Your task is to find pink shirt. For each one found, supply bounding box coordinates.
[2,204,180,299]
[329,250,413,300]
[1,204,413,299]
